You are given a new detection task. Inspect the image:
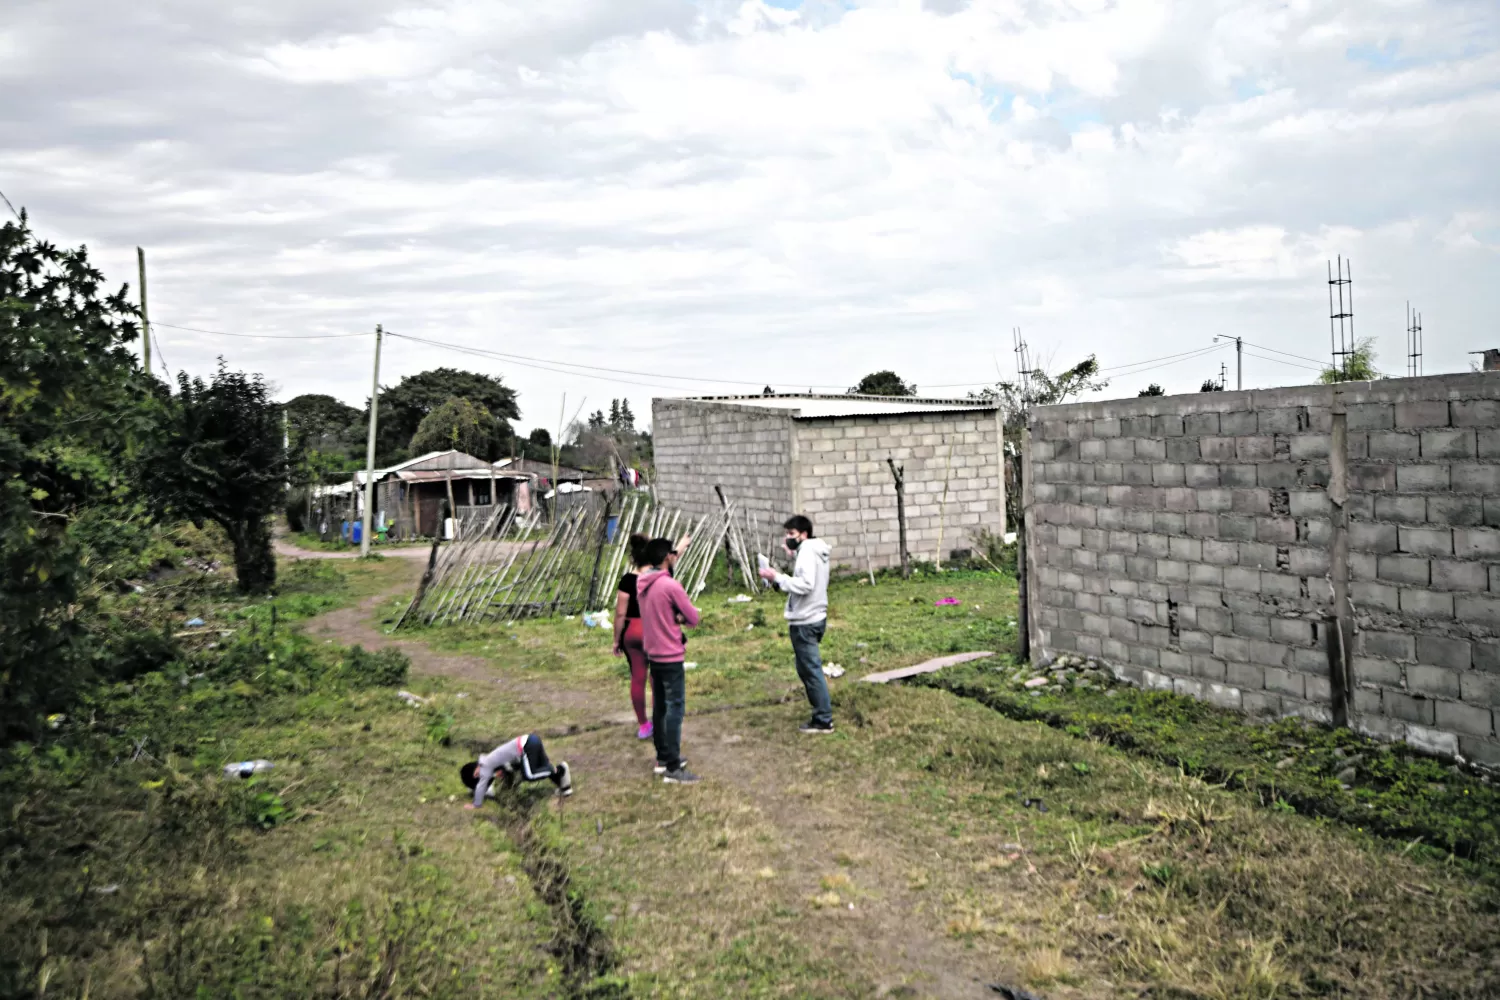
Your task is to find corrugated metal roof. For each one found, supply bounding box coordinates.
[354,449,491,484]
[670,393,997,420]
[396,470,527,483]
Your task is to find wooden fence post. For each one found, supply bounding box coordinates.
[886,457,910,579]
[1327,388,1354,728]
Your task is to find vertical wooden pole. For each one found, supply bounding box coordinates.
[1328,388,1353,728]
[136,247,151,374]
[995,406,1007,536]
[887,457,910,579]
[359,325,383,558]
[1018,423,1034,663]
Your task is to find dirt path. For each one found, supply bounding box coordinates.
[273,536,435,561]
[296,563,1013,998]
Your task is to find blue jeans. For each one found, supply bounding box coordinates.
[789,620,832,727]
[649,661,686,770]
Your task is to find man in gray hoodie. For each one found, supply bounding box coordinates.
[759,515,834,733]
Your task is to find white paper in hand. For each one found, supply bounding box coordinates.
[757,553,770,572]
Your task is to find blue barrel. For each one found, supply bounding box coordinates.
[351,521,362,544]
[606,516,620,542]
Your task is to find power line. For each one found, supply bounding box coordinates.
[1240,348,1324,373]
[1097,344,1225,372]
[0,189,18,221]
[154,320,372,340]
[1107,345,1228,379]
[1238,340,1329,367]
[384,331,696,392]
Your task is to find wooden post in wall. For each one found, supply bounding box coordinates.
[886,457,910,579]
[1327,388,1354,728]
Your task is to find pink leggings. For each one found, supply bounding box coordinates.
[622,618,650,725]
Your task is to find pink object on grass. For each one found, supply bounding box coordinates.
[934,597,961,607]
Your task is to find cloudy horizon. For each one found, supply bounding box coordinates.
[4,0,1497,435]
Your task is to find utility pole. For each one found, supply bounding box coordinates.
[1214,335,1242,390]
[136,247,151,374]
[360,324,384,558]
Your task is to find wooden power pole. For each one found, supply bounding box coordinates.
[886,457,910,579]
[359,325,384,558]
[136,247,151,374]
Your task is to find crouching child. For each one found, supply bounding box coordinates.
[461,733,572,809]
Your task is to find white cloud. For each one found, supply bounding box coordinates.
[1,0,1497,421]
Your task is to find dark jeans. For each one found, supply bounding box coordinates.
[649,660,686,771]
[789,620,832,726]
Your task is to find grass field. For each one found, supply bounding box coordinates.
[5,556,1499,998]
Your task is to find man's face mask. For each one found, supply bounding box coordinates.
[785,535,802,551]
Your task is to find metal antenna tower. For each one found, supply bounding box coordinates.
[1013,327,1033,397]
[1328,256,1354,377]
[1219,362,1228,390]
[1406,302,1423,377]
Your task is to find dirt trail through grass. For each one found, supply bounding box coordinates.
[297,558,1009,997]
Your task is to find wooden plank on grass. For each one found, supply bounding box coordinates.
[859,651,994,684]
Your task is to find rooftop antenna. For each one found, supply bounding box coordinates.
[1219,361,1228,390]
[1328,256,1354,378]
[1407,302,1423,377]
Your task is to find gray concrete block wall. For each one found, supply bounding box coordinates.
[652,400,795,532]
[1029,373,1500,768]
[792,410,1003,570]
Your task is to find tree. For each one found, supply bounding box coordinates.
[1200,378,1224,393]
[2,212,157,739]
[410,396,501,457]
[1320,338,1382,383]
[139,362,290,594]
[1138,383,1166,397]
[969,355,1109,426]
[587,409,607,431]
[285,393,362,454]
[850,371,917,396]
[375,368,519,464]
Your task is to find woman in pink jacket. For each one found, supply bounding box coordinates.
[636,537,701,784]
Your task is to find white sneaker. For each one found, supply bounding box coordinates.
[555,761,573,797]
[653,759,687,775]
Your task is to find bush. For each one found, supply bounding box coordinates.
[340,645,410,688]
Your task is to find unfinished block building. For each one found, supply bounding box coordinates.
[652,394,1006,571]
[1025,373,1500,767]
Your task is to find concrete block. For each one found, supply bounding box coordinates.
[1220,411,1257,435]
[1456,595,1500,628]
[1219,464,1256,488]
[1258,463,1300,488]
[1165,437,1200,462]
[1232,612,1270,638]
[1351,580,1401,612]
[1194,655,1228,680]
[1428,495,1484,526]
[1105,437,1135,460]
[1271,617,1316,646]
[1374,495,1427,524]
[1265,667,1305,698]
[1305,674,1332,703]
[1289,646,1328,673]
[1200,436,1236,461]
[1184,412,1220,436]
[1423,428,1477,460]
[1290,434,1331,460]
[1416,634,1471,671]
[1123,463,1153,486]
[1239,541,1278,569]
[1400,588,1455,618]
[1290,490,1330,517]
[1243,691,1283,716]
[1217,517,1256,543]
[1167,536,1201,561]
[1189,563,1223,587]
[1351,521,1398,552]
[1385,691,1437,725]
[1092,418,1121,438]
[1449,399,1500,427]
[1162,487,1197,511]
[1432,559,1487,591]
[1232,489,1272,515]
[1346,432,1369,460]
[1428,701,1488,740]
[1378,555,1430,586]
[1453,464,1500,495]
[1186,512,1219,538]
[1398,525,1453,556]
[1155,414,1185,437]
[1159,649,1193,674]
[1129,644,1161,668]
[1289,547,1330,575]
[1224,566,1262,593]
[1236,436,1275,461]
[1454,527,1500,558]
[1154,511,1186,535]
[1409,664,1461,698]
[1181,629,1214,653]
[1353,655,1404,687]
[1184,464,1220,488]
[1363,630,1416,661]
[1347,402,1394,430]
[1197,488,1233,512]
[1350,463,1397,491]
[1203,539,1239,565]
[1262,573,1303,599]
[1461,671,1500,707]
[1397,465,1451,491]
[1368,431,1420,460]
[1481,429,1500,460]
[1396,400,1451,429]
[1197,605,1232,634]
[1226,661,1265,688]
[1406,725,1459,759]
[1136,439,1167,461]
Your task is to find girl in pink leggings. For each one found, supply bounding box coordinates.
[613,535,653,739]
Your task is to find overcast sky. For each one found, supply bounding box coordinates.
[5,0,1497,434]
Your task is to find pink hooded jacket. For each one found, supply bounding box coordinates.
[636,568,700,662]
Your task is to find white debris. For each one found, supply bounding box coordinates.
[684,662,699,670]
[397,690,427,707]
[1023,677,1048,689]
[824,664,846,678]
[727,594,753,603]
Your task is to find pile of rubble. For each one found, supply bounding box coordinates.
[998,653,1123,697]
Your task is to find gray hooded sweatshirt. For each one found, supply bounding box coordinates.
[773,537,831,625]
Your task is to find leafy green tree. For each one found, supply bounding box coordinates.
[409,396,500,457]
[1138,383,1165,397]
[1320,338,1382,383]
[850,370,917,396]
[139,362,290,594]
[1,213,157,739]
[375,368,519,464]
[285,393,362,455]
[1200,378,1224,392]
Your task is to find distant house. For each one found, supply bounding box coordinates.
[351,450,528,538]
[653,393,1005,570]
[492,456,590,486]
